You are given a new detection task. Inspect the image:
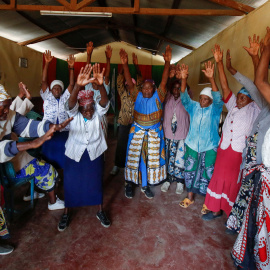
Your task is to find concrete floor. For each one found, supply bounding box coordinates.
[1,128,237,270]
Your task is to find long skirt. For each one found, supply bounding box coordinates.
[184,145,217,196]
[16,159,58,192]
[41,131,69,169]
[204,145,242,216]
[64,151,103,208]
[165,138,185,184]
[227,132,258,233]
[0,207,9,239]
[115,124,131,168]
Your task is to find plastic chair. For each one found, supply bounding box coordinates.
[25,110,43,121]
[0,162,35,222]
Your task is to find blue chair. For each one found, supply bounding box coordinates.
[0,162,35,222]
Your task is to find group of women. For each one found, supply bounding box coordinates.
[0,26,269,269]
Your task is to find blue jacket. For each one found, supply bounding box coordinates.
[181,88,224,153]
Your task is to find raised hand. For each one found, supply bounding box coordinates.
[243,34,260,56]
[212,44,223,63]
[44,50,53,63]
[92,63,105,85]
[86,41,94,55]
[226,49,232,70]
[132,53,138,65]
[76,64,94,86]
[263,26,270,47]
[162,45,172,62]
[51,117,73,131]
[105,45,112,59]
[202,61,215,79]
[18,82,31,99]
[119,48,128,65]
[175,64,181,79]
[180,64,189,80]
[67,55,75,68]
[169,64,176,78]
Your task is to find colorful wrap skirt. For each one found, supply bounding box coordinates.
[16,159,58,192]
[227,132,258,233]
[184,145,217,196]
[64,151,104,208]
[0,207,9,239]
[41,131,69,169]
[165,138,185,184]
[231,165,270,270]
[125,122,166,186]
[204,145,242,216]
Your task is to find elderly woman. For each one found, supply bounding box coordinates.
[179,62,224,211]
[202,45,260,221]
[0,84,71,210]
[40,50,75,169]
[57,64,111,232]
[161,65,190,195]
[121,46,171,199]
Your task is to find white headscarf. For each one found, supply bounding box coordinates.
[0,84,11,102]
[50,80,64,91]
[200,87,213,99]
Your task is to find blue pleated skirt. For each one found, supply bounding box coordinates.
[64,151,103,208]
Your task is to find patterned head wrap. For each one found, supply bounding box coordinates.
[78,90,95,107]
[144,79,155,85]
[238,87,252,99]
[0,84,12,102]
[50,80,64,91]
[200,87,213,99]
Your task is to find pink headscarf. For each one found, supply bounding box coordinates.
[77,90,95,107]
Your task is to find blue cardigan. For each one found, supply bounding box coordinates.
[181,88,224,153]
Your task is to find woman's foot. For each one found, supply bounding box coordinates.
[58,214,70,232]
[175,183,184,194]
[96,211,111,228]
[48,196,65,210]
[125,183,134,199]
[179,198,194,208]
[201,211,222,221]
[141,186,154,199]
[23,191,45,201]
[0,244,14,255]
[161,181,170,192]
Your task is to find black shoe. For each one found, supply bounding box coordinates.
[58,214,70,232]
[96,211,111,228]
[0,244,14,255]
[125,183,134,199]
[141,186,154,199]
[225,228,237,235]
[201,211,222,221]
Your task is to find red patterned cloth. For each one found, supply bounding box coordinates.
[231,165,270,269]
[77,90,94,107]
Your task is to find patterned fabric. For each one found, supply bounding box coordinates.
[77,90,94,106]
[16,159,58,192]
[165,137,185,184]
[0,84,11,101]
[0,207,9,239]
[184,145,217,196]
[125,122,166,185]
[231,165,270,270]
[227,132,258,232]
[40,87,70,131]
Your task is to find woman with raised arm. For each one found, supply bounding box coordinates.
[160,64,190,195]
[41,50,75,169]
[121,45,171,199]
[202,44,260,221]
[178,62,224,211]
[58,64,111,232]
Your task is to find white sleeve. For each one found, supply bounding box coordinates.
[40,87,50,100]
[96,101,110,116]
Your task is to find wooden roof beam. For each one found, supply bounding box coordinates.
[0,5,245,16]
[75,0,96,11]
[209,0,254,14]
[55,0,71,10]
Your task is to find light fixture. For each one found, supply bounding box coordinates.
[40,10,112,17]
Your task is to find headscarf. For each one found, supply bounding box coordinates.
[78,90,95,107]
[144,79,155,85]
[50,80,64,91]
[0,84,11,102]
[200,87,213,99]
[238,87,252,99]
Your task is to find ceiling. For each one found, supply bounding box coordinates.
[0,0,268,62]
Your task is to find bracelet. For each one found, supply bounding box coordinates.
[69,67,74,70]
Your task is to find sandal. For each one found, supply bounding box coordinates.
[179,198,194,208]
[201,204,210,215]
